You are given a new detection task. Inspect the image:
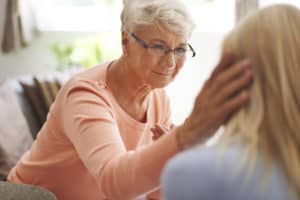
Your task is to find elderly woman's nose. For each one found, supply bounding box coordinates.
[164,52,176,68]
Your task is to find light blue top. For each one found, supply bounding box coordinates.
[161,144,290,200]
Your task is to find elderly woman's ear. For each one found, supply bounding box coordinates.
[121,31,129,55]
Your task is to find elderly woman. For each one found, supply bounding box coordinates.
[162,4,300,200]
[8,0,252,199]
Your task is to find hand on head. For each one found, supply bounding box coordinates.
[176,52,253,149]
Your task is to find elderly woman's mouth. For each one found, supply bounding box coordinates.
[152,71,173,76]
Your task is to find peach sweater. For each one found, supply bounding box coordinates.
[8,62,179,200]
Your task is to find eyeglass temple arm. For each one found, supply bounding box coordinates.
[130,33,148,48]
[188,44,196,57]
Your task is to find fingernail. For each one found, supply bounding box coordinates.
[245,68,252,76]
[242,59,251,67]
[242,91,249,99]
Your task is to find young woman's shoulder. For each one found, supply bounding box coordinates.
[162,144,289,200]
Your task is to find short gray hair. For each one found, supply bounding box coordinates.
[121,0,196,37]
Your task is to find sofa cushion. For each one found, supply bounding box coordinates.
[20,76,62,133]
[0,80,33,166]
[10,79,41,137]
[0,145,11,181]
[19,80,48,128]
[0,181,57,200]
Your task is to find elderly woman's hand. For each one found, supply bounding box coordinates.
[176,52,253,150]
[151,124,175,141]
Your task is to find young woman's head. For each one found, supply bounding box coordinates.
[221,4,300,197]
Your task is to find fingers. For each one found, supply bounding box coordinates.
[151,127,159,140]
[151,124,171,141]
[152,135,159,140]
[210,52,235,79]
[215,67,253,104]
[211,59,252,94]
[170,123,176,130]
[211,59,252,123]
[151,126,161,140]
[176,56,253,149]
[222,90,250,118]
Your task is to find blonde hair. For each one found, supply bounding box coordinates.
[220,4,300,198]
[121,0,195,37]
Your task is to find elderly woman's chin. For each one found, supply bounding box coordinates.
[150,75,174,89]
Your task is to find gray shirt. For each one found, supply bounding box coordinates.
[161,144,290,200]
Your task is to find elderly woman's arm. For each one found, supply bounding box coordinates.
[62,53,251,200]
[62,80,179,200]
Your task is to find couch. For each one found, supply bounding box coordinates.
[0,181,57,200]
[0,69,79,199]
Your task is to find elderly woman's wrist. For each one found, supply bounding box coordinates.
[175,122,210,151]
[175,125,195,151]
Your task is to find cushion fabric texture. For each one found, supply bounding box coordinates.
[0,181,57,200]
[0,80,33,166]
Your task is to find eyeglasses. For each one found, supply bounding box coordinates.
[130,32,196,59]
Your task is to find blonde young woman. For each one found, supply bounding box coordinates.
[8,0,252,199]
[162,4,300,200]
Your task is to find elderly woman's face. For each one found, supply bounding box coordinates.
[123,25,190,88]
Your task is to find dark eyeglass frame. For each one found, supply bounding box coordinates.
[130,32,196,58]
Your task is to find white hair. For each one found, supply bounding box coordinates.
[121,0,196,37]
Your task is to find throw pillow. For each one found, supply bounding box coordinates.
[0,145,11,181]
[33,77,53,111]
[20,81,47,127]
[20,77,62,129]
[0,80,33,166]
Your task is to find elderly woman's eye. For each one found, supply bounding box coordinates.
[175,48,187,54]
[151,44,167,50]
